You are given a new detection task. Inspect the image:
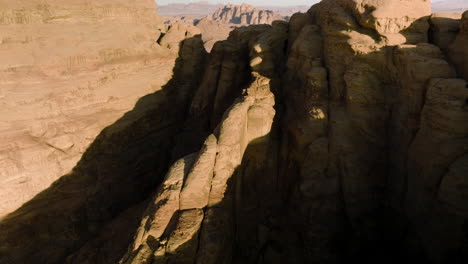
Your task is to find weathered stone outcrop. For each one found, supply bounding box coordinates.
[429,13,462,52]
[0,0,185,218]
[406,78,468,262]
[120,23,285,264]
[448,11,468,80]
[192,4,286,52]
[0,0,467,264]
[193,19,233,52]
[0,31,208,263]
[157,23,202,52]
[208,3,285,25]
[0,0,209,262]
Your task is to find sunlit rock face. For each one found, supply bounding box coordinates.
[0,0,208,261]
[193,3,286,52]
[0,0,467,264]
[207,3,285,25]
[0,0,193,217]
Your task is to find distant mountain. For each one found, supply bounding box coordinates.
[157,1,309,17]
[157,1,223,16]
[158,1,468,15]
[191,3,287,51]
[432,0,468,13]
[257,5,310,16]
[161,3,296,52]
[207,3,285,25]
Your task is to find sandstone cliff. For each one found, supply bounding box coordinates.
[1,0,468,264]
[0,0,200,218]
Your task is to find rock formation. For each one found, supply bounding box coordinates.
[157,2,309,18]
[207,3,285,25]
[157,1,223,16]
[1,0,468,264]
[191,19,232,52]
[0,0,200,218]
[160,3,289,52]
[194,4,286,52]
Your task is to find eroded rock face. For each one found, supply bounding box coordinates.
[429,13,462,52]
[0,29,208,264]
[194,4,286,52]
[0,0,176,218]
[0,0,467,264]
[449,11,468,80]
[208,3,285,25]
[160,4,288,52]
[193,18,234,52]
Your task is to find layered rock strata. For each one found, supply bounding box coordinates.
[0,0,202,218]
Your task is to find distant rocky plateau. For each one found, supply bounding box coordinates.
[0,0,468,264]
[162,3,292,51]
[157,1,308,17]
[205,3,286,25]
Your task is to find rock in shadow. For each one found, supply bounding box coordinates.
[0,35,207,264]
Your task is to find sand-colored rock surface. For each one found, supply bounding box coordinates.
[207,3,284,25]
[193,19,234,52]
[157,2,308,18]
[161,3,289,52]
[197,3,286,51]
[0,21,207,264]
[0,0,189,218]
[0,0,467,263]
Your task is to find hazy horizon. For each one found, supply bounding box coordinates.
[157,0,445,6]
[156,0,316,6]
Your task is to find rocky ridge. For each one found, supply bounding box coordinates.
[0,0,468,264]
[206,3,285,25]
[157,2,308,17]
[162,3,289,52]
